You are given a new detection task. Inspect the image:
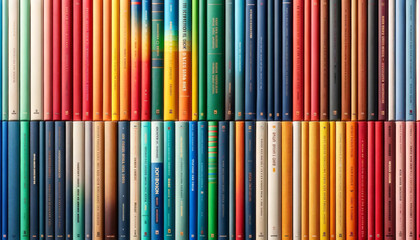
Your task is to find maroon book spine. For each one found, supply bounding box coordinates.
[384,121,396,240]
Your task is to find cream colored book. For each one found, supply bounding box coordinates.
[292,122,301,240]
[256,121,267,240]
[395,121,405,240]
[309,122,320,240]
[388,0,396,120]
[73,121,85,237]
[8,0,19,120]
[335,122,346,240]
[30,0,43,120]
[93,122,105,240]
[130,121,141,239]
[85,121,93,239]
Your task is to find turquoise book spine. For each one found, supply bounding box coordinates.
[164,121,175,240]
[20,121,29,240]
[141,121,151,239]
[197,121,208,240]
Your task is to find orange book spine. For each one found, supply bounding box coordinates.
[346,121,358,239]
[103,0,112,121]
[282,122,293,240]
[293,0,304,121]
[304,0,311,121]
[329,122,336,240]
[319,0,329,120]
[302,122,310,240]
[341,0,351,120]
[357,0,367,120]
[350,0,358,120]
[119,0,130,120]
[309,122,320,240]
[93,0,103,120]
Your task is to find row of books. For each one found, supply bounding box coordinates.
[0,120,419,240]
[1,0,419,122]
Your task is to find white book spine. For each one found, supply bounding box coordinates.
[130,121,141,240]
[255,122,267,240]
[417,1,420,120]
[292,122,301,240]
[30,0,44,120]
[388,0,396,120]
[85,121,93,236]
[8,0,19,120]
[73,121,85,235]
[267,122,281,240]
[395,122,406,239]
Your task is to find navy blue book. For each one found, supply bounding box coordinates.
[244,121,255,240]
[245,0,257,120]
[55,121,65,240]
[282,0,292,121]
[118,121,130,240]
[189,121,198,240]
[256,0,267,121]
[39,121,46,240]
[274,0,281,120]
[217,121,229,239]
[65,122,72,240]
[8,121,19,240]
[30,121,40,240]
[45,121,55,240]
[197,121,208,240]
[267,0,275,121]
[1,121,7,240]
[151,122,164,240]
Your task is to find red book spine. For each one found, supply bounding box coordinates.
[62,0,73,120]
[44,0,53,120]
[378,0,388,120]
[358,121,368,240]
[292,0,304,121]
[82,0,93,120]
[384,121,395,240]
[53,0,62,120]
[367,121,375,239]
[73,0,83,120]
[375,121,384,240]
[417,122,420,240]
[303,0,311,121]
[310,0,320,121]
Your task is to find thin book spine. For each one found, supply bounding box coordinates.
[179,0,192,121]
[52,0,61,120]
[130,0,141,121]
[273,0,281,120]
[388,0,396,120]
[8,122,19,240]
[378,0,388,120]
[1,121,6,240]
[309,122,320,239]
[384,121,396,240]
[396,121,406,239]
[2,0,7,120]
[218,122,230,239]
[62,0,73,121]
[192,0,198,120]
[73,122,85,240]
[374,122,384,239]
[228,121,236,239]
[175,122,188,240]
[245,121,255,240]
[43,0,52,120]
[282,0,292,121]
[358,0,367,120]
[292,122,302,239]
[319,0,328,120]
[416,122,420,240]
[208,121,218,240]
[235,0,245,120]
[267,0,274,121]
[141,0,151,120]
[151,121,164,240]
[93,0,103,121]
[151,0,164,120]
[198,0,206,120]
[111,0,120,121]
[257,0,267,121]
[256,122,267,239]
[311,0,320,121]
[85,122,93,240]
[341,0,351,120]
[346,122,357,240]
[141,122,151,239]
[73,0,83,120]
[368,122,375,238]
[103,0,112,120]
[292,0,304,121]
[20,0,30,120]
[395,0,405,121]
[130,121,140,240]
[30,122,40,240]
[368,0,378,120]
[164,121,175,240]
[55,122,66,240]
[197,121,208,240]
[8,0,19,120]
[104,122,117,240]
[350,0,357,121]
[118,121,130,240]
[358,122,368,239]
[302,122,309,239]
[39,122,46,240]
[304,0,311,121]
[320,122,330,240]
[281,122,292,239]
[235,122,244,239]
[405,122,415,238]
[417,1,420,121]
[20,121,29,240]
[336,122,346,240]
[119,0,130,121]
[45,121,54,240]
[189,121,198,240]
[65,122,73,240]
[225,0,234,120]
[405,0,416,120]
[329,0,341,120]
[245,0,257,121]
[92,122,104,240]
[329,122,336,240]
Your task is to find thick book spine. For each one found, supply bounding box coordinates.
[319,0,328,120]
[292,122,302,239]
[358,122,368,239]
[104,122,117,240]
[346,122,357,239]
[234,0,245,120]
[244,121,255,240]
[55,122,66,240]
[2,0,7,120]
[273,0,281,120]
[8,122,19,240]
[267,0,274,121]
[141,0,151,121]
[1,121,6,240]
[405,0,415,120]
[151,0,164,120]
[350,0,357,121]
[235,122,244,239]
[396,122,406,239]
[103,0,112,121]
[281,122,292,239]
[208,121,218,240]
[175,122,188,240]
[292,0,304,121]
[311,0,320,121]
[218,122,229,239]
[197,121,208,240]
[179,0,192,121]
[93,122,105,240]
[129,122,140,240]
[45,121,55,240]
[329,0,341,120]
[368,0,378,120]
[367,122,375,239]
[93,0,103,121]
[130,0,141,121]
[192,0,198,121]
[30,0,43,120]
[405,122,415,238]
[374,122,384,239]
[336,122,346,239]
[73,122,85,240]
[384,122,395,240]
[20,121,29,240]
[225,0,234,120]
[245,0,257,121]
[164,121,175,240]
[85,122,93,240]
[111,0,120,121]
[65,122,73,240]
[119,0,130,121]
[20,0,29,120]
[43,0,52,120]
[320,122,330,239]
[228,121,235,239]
[256,122,267,239]
[8,0,19,120]
[61,0,73,121]
[329,122,336,240]
[141,122,151,239]
[52,0,61,120]
[30,122,40,240]
[189,122,198,240]
[304,0,311,121]
[309,122,320,239]
[341,0,351,120]
[358,0,367,120]
[302,122,309,239]
[395,0,405,120]
[282,0,292,121]
[73,0,83,120]
[151,122,164,240]
[163,0,178,121]
[118,121,130,240]
[378,0,388,120]
[256,0,267,120]
[198,0,206,121]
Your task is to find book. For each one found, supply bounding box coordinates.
[405,0,416,120]
[225,0,234,120]
[395,0,405,121]
[43,0,52,120]
[358,0,367,120]
[228,121,235,239]
[93,0,103,121]
[119,0,130,121]
[329,0,341,120]
[267,0,274,121]
[257,0,267,120]
[141,122,151,239]
[309,122,320,239]
[103,0,112,121]
[8,121,19,240]
[129,121,140,239]
[61,0,73,121]
[320,122,330,239]
[368,0,378,120]
[304,0,311,121]
[395,122,406,238]
[384,121,396,240]
[65,122,73,240]
[73,122,85,240]
[104,121,117,240]
[197,121,208,240]
[151,0,164,121]
[311,0,319,121]
[292,122,302,238]
[341,0,351,120]
[208,121,218,240]
[20,0,31,114]
[1,121,6,240]
[282,0,292,121]
[198,0,206,121]
[329,122,336,240]
[175,122,188,240]
[30,0,44,120]
[179,0,192,121]
[218,121,230,238]
[118,121,129,239]
[273,0,281,120]
[244,121,255,240]
[267,122,281,240]
[111,0,120,121]
[141,0,151,121]
[256,121,267,239]
[163,0,178,121]
[164,121,175,240]
[320,0,328,121]
[346,122,357,239]
[130,0,140,121]
[235,121,244,239]
[189,121,198,240]
[20,121,29,239]
[8,0,19,120]
[2,0,7,121]
[418,1,420,122]
[416,122,420,239]
[245,0,257,121]
[234,0,244,120]
[378,0,388,120]
[336,122,345,239]
[367,122,374,239]
[281,122,292,239]
[55,121,66,240]
[405,122,415,238]
[45,121,54,240]
[151,121,164,240]
[302,122,309,239]
[93,122,104,240]
[52,0,61,120]
[388,0,396,121]
[350,0,357,121]
[30,122,40,240]
[292,0,304,121]
[358,122,368,239]
[39,121,46,240]
[73,0,82,120]
[85,121,93,240]
[374,122,383,239]
[192,0,198,121]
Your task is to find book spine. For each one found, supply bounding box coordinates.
[388,0,396,120]
[301,122,309,239]
[93,122,104,240]
[85,122,93,240]
[111,0,120,121]
[119,0,130,121]
[197,121,208,240]
[320,122,330,240]
[218,121,229,239]
[1,121,6,240]
[228,121,235,239]
[73,0,83,120]
[378,0,388,120]
[405,122,415,238]
[336,122,345,240]
[151,121,164,240]
[395,0,405,120]
[198,0,206,121]
[367,122,375,239]
[329,122,336,240]
[30,0,43,120]
[43,0,52,120]
[130,0,141,121]
[374,122,384,239]
[235,121,244,239]
[329,0,341,120]
[129,121,140,240]
[118,121,130,240]
[256,0,267,120]
[311,0,320,121]
[164,121,175,240]
[8,121,19,240]
[396,122,406,239]
[208,121,218,240]
[55,122,65,240]
[8,0,19,120]
[39,121,46,240]
[61,0,73,121]
[273,0,281,121]
[282,0,292,121]
[52,0,61,120]
[0,2,2,119]
[368,0,378,120]
[267,122,281,240]
[281,122,292,239]
[292,0,304,121]
[103,0,112,120]
[416,122,420,240]
[417,1,420,121]
[175,122,188,240]
[341,0,351,120]
[245,121,255,240]
[141,122,151,239]
[2,0,7,120]
[104,121,117,240]
[358,121,368,239]
[151,0,164,120]
[346,122,357,239]
[235,0,245,120]
[192,0,198,121]
[189,121,198,240]
[266,0,274,121]
[245,0,257,121]
[20,121,29,240]
[309,122,320,239]
[30,122,40,240]
[65,122,73,240]
[350,0,357,121]
[19,0,29,121]
[45,121,55,240]
[384,122,395,240]
[93,0,103,121]
[256,122,267,239]
[179,0,192,121]
[225,0,234,120]
[73,122,85,240]
[358,0,367,120]
[405,0,415,120]
[319,0,328,120]
[292,122,302,239]
[304,0,311,121]
[163,0,178,121]
[141,0,151,121]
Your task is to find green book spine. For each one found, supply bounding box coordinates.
[225,0,234,120]
[20,121,29,240]
[151,0,164,120]
[208,121,217,239]
[198,0,206,120]
[175,122,189,240]
[164,121,175,240]
[2,0,8,120]
[206,0,225,120]
[141,122,151,239]
[20,0,30,120]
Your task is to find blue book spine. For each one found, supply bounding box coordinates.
[217,122,229,239]
[118,121,130,240]
[30,121,40,240]
[244,121,255,240]
[282,0,292,120]
[164,121,175,240]
[267,0,274,121]
[0,0,3,121]
[228,121,235,239]
[395,0,405,120]
[1,121,7,240]
[45,121,55,240]
[189,121,198,240]
[197,121,208,240]
[8,121,19,240]
[65,122,72,240]
[151,121,164,240]
[256,0,267,121]
[405,0,415,120]
[234,0,245,120]
[245,0,257,120]
[274,0,281,120]
[141,122,151,240]
[39,121,45,240]
[85,122,92,240]
[55,121,65,240]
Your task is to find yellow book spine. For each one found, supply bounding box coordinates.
[301,121,310,240]
[309,122,320,240]
[281,122,293,240]
[119,0,130,120]
[320,122,330,240]
[329,122,336,240]
[111,0,120,120]
[346,121,357,240]
[335,122,346,240]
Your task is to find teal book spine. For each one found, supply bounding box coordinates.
[20,121,29,240]
[19,0,30,120]
[2,0,7,120]
[8,121,19,240]
[151,0,164,120]
[198,0,206,120]
[175,122,189,240]
[197,121,208,240]
[141,121,151,239]
[234,0,245,120]
[208,121,218,240]
[151,121,164,240]
[164,121,175,240]
[73,122,85,240]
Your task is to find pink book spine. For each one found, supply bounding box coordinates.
[52,0,62,120]
[416,122,420,240]
[405,122,415,240]
[367,121,375,239]
[44,0,53,120]
[73,0,83,120]
[82,0,93,120]
[395,121,406,240]
[62,0,73,120]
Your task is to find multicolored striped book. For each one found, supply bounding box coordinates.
[208,121,218,240]
[141,0,151,120]
[179,1,192,121]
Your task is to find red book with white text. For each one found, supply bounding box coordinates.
[358,121,368,240]
[310,0,320,121]
[367,122,375,239]
[62,0,73,120]
[53,0,62,120]
[375,121,383,240]
[303,0,311,121]
[384,121,395,240]
[82,0,93,120]
[293,0,304,121]
[73,0,83,120]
